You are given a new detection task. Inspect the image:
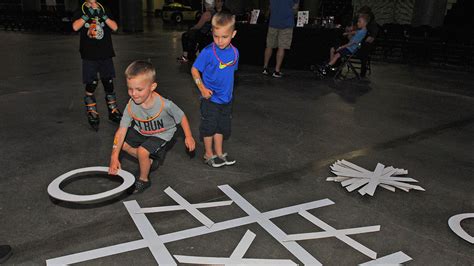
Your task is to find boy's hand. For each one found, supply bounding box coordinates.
[200,87,213,99]
[184,136,196,152]
[108,157,121,175]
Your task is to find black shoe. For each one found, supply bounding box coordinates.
[318,64,330,76]
[262,67,270,75]
[0,245,12,264]
[84,95,100,131]
[219,153,236,166]
[177,55,189,63]
[133,179,151,194]
[272,71,283,78]
[105,93,122,124]
[204,155,226,168]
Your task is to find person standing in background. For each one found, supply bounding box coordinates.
[262,0,299,78]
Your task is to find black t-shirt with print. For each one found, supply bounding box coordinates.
[73,4,115,60]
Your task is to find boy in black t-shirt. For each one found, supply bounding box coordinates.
[72,0,122,131]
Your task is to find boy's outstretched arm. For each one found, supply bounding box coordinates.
[72,17,87,31]
[180,115,196,152]
[103,17,118,31]
[191,67,213,99]
[108,127,127,175]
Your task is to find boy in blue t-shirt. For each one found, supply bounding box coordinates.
[320,14,368,75]
[191,11,239,168]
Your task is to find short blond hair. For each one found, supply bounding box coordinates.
[211,11,235,30]
[125,60,156,82]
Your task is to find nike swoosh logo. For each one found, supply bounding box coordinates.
[219,61,234,69]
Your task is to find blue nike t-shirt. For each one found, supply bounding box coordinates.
[193,43,239,104]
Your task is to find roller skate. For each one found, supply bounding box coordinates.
[105,92,122,124]
[84,95,100,131]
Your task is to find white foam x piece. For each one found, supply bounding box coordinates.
[359,251,412,265]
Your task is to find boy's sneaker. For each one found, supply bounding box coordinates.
[272,71,283,78]
[177,55,189,63]
[204,155,226,168]
[219,153,236,166]
[262,67,269,75]
[318,65,328,76]
[133,179,151,194]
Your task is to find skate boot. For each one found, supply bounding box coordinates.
[84,95,100,131]
[105,92,122,124]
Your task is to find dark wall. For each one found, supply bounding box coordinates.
[412,0,447,27]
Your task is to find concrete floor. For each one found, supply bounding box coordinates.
[0,19,473,265]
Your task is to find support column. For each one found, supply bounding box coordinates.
[120,0,143,32]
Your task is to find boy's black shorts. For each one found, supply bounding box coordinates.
[82,58,116,84]
[124,127,167,159]
[199,99,232,140]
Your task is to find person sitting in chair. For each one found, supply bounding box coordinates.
[177,0,228,63]
[357,6,378,78]
[319,14,368,76]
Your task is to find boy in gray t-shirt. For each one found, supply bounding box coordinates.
[109,61,196,193]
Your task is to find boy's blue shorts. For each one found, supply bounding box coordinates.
[82,58,116,84]
[199,99,232,140]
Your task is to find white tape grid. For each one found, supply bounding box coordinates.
[163,187,216,228]
[123,201,176,265]
[218,185,324,265]
[359,251,412,265]
[137,200,233,214]
[285,210,379,259]
[174,230,297,265]
[46,185,412,265]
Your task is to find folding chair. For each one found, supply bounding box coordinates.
[333,43,373,80]
[333,48,361,80]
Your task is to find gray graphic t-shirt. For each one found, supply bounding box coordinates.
[120,95,184,141]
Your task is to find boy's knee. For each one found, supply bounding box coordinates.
[85,80,99,93]
[101,78,114,93]
[137,146,150,156]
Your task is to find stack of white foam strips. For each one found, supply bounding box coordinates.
[326,160,425,196]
